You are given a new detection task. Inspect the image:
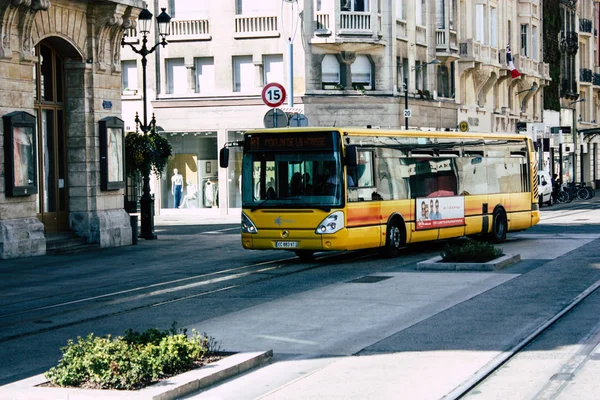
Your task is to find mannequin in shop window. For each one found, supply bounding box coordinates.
[179,180,197,208]
[171,169,184,208]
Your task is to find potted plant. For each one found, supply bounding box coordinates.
[124,128,172,179]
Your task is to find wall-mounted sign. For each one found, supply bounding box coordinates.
[3,111,38,196]
[99,116,125,190]
[102,100,113,110]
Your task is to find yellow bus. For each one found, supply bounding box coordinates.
[219,127,540,259]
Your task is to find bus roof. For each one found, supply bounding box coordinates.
[244,127,532,142]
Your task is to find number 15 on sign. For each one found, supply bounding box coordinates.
[262,83,286,108]
[404,109,412,118]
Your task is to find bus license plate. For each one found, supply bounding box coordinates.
[276,241,298,248]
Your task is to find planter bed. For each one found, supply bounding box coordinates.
[0,350,272,400]
[416,253,521,271]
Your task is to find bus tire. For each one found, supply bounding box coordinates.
[295,250,314,261]
[384,220,405,257]
[488,208,507,243]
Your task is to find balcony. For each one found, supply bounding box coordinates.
[169,19,211,41]
[580,68,593,84]
[580,18,593,34]
[435,29,459,62]
[458,39,498,65]
[234,15,279,39]
[459,39,481,62]
[339,11,372,34]
[593,73,600,86]
[560,31,579,54]
[310,9,384,48]
[315,12,331,35]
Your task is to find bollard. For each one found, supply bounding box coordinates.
[130,215,139,245]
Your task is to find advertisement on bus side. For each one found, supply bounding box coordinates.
[415,196,465,230]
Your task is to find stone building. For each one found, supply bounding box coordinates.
[0,0,138,258]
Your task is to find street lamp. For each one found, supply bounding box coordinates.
[568,97,585,183]
[121,7,171,240]
[404,59,441,129]
[281,0,300,108]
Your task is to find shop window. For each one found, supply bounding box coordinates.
[195,57,215,93]
[264,54,284,85]
[351,55,372,89]
[321,54,341,89]
[121,60,137,94]
[166,58,187,94]
[233,55,254,92]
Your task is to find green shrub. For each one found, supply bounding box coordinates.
[45,325,219,390]
[441,239,504,263]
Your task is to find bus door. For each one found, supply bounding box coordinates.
[346,150,381,249]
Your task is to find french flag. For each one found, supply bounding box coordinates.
[506,46,521,78]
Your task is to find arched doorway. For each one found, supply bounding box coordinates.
[34,40,69,233]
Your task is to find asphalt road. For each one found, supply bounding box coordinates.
[0,198,599,400]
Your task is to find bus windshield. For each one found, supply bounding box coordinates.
[241,150,344,209]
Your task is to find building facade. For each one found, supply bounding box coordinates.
[543,0,600,186]
[125,0,593,218]
[0,0,137,258]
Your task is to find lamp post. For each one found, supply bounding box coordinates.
[405,59,441,129]
[282,0,300,108]
[121,7,171,240]
[568,97,585,183]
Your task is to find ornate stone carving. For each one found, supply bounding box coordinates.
[1,0,47,59]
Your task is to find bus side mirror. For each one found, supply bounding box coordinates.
[346,145,358,167]
[219,147,229,168]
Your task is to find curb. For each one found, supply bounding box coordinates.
[0,350,273,400]
[416,253,521,271]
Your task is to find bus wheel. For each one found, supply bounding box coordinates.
[488,209,507,243]
[385,221,405,257]
[295,250,314,261]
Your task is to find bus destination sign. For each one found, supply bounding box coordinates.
[246,132,333,152]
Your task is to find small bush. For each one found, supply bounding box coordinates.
[45,324,220,390]
[441,239,504,263]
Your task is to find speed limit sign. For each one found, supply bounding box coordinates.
[262,83,286,108]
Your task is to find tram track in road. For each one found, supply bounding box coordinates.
[445,279,600,400]
[0,250,378,344]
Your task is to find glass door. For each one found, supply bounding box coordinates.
[34,42,69,233]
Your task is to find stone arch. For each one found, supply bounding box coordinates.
[31,5,87,60]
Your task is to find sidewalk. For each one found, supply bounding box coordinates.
[179,227,600,399]
[153,208,241,226]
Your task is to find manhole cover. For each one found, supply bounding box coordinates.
[347,276,393,284]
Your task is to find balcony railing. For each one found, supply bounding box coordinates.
[459,39,480,60]
[316,12,330,33]
[580,18,593,34]
[234,15,279,38]
[435,29,457,50]
[593,73,600,86]
[169,19,210,41]
[580,68,593,83]
[339,11,371,33]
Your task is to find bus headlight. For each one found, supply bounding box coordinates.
[241,212,258,234]
[316,211,344,234]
